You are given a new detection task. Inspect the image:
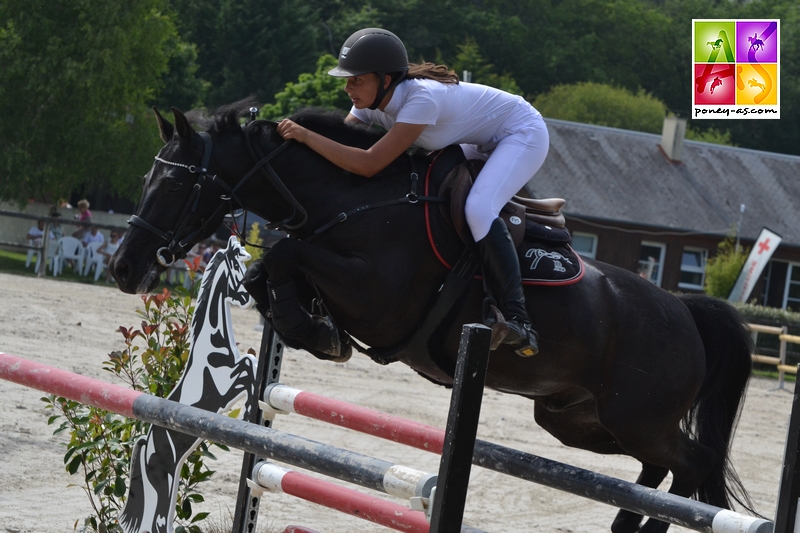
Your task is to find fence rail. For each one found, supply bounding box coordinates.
[747,323,800,390]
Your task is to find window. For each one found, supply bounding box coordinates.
[785,263,800,311]
[638,241,666,286]
[572,232,598,259]
[678,248,707,290]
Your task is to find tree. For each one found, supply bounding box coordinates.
[258,54,352,120]
[532,82,667,133]
[449,38,522,95]
[705,235,749,299]
[169,0,323,107]
[0,0,180,207]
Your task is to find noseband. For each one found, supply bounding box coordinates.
[129,125,295,267]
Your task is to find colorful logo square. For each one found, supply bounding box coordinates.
[694,21,735,63]
[692,19,780,119]
[736,63,778,105]
[694,64,735,105]
[736,20,779,63]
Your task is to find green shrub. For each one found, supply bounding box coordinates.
[704,235,748,299]
[44,259,221,533]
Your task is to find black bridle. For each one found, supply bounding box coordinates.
[129,117,444,266]
[129,123,297,267]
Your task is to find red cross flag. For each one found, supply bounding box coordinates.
[728,227,782,304]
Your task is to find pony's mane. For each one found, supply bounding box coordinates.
[185,96,259,136]
[290,107,384,147]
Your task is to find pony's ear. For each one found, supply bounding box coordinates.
[152,107,173,144]
[171,107,195,141]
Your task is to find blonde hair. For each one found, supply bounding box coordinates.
[78,199,90,209]
[405,62,459,84]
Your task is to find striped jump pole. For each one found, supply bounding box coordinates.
[0,351,487,533]
[253,462,431,533]
[263,385,772,533]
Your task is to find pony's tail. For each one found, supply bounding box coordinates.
[679,294,757,513]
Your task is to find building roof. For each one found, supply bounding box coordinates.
[525,118,800,248]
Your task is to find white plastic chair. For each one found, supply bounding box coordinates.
[25,240,38,268]
[34,240,58,274]
[53,237,84,276]
[83,242,106,280]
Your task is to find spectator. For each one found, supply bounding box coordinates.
[72,199,93,238]
[202,241,219,265]
[96,231,122,281]
[81,225,104,247]
[25,219,55,269]
[49,210,64,241]
[26,219,53,245]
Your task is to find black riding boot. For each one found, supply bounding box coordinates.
[476,218,539,357]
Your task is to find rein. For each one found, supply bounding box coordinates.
[307,160,445,241]
[130,118,446,267]
[129,128,291,267]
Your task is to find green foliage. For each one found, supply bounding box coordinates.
[43,267,220,533]
[704,235,749,299]
[686,126,735,146]
[736,303,800,333]
[244,221,265,265]
[532,82,667,133]
[3,0,798,211]
[259,54,352,120]
[449,38,522,95]
[169,0,322,107]
[0,0,182,207]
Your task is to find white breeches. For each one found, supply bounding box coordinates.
[461,103,549,241]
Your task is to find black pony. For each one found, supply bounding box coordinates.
[110,99,755,533]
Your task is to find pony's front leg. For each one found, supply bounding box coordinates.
[243,240,355,363]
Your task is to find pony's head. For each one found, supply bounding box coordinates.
[110,102,254,294]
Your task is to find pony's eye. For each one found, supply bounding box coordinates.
[167,179,183,192]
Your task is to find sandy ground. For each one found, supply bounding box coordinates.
[0,271,795,533]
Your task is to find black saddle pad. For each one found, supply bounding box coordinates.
[519,222,584,286]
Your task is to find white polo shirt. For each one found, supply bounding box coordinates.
[350,78,534,152]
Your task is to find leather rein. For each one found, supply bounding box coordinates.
[129,119,443,266]
[128,122,297,267]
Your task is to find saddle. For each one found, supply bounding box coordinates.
[424,145,583,287]
[432,147,566,249]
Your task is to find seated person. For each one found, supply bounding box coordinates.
[49,211,64,241]
[81,225,104,247]
[97,231,121,263]
[27,219,54,246]
[96,231,121,281]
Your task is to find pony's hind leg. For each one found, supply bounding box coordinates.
[610,463,669,533]
[608,421,716,533]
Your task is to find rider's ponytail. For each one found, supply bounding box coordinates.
[406,62,459,84]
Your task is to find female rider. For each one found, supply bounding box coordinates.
[277,28,550,357]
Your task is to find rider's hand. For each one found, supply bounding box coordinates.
[277,119,309,144]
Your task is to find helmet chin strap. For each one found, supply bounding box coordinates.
[369,72,405,110]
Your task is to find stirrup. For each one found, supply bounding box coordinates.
[504,320,539,357]
[484,305,539,357]
[483,304,510,351]
[313,316,352,363]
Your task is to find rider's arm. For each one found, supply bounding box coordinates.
[344,113,365,125]
[277,119,426,178]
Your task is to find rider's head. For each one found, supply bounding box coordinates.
[328,28,409,110]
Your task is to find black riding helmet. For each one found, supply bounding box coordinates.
[328,28,409,110]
